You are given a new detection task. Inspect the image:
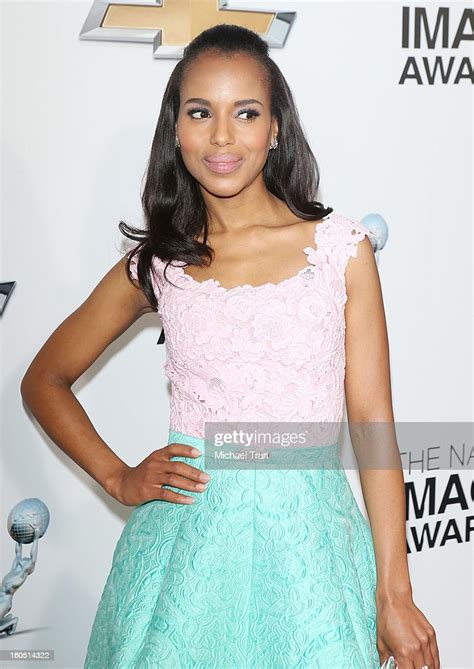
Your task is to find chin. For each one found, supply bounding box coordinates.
[201,181,246,199]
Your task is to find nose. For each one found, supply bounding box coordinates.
[210,113,234,146]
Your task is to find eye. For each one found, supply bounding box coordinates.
[237,108,261,121]
[186,107,261,121]
[187,107,210,119]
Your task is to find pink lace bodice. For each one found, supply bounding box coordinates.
[129,212,375,438]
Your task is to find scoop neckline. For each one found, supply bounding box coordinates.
[174,212,333,295]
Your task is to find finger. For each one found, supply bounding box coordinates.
[377,644,390,667]
[158,472,209,493]
[422,646,436,669]
[152,487,196,505]
[395,656,414,669]
[165,442,203,459]
[411,646,426,669]
[165,460,211,483]
[421,631,436,669]
[428,629,441,669]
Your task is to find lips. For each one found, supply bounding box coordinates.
[204,153,241,163]
[203,155,243,174]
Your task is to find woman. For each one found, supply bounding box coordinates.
[21,23,440,669]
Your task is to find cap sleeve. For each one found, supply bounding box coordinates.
[343,218,376,263]
[128,250,139,282]
[325,213,377,277]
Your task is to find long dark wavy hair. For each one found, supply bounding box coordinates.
[120,23,333,310]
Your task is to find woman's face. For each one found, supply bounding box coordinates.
[176,51,278,198]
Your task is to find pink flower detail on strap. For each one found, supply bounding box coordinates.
[303,246,328,265]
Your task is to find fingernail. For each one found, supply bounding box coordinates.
[192,448,202,456]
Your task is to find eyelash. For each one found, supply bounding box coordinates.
[187,107,261,121]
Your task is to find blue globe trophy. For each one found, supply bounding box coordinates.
[0,498,50,635]
[360,212,389,265]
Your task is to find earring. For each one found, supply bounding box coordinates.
[270,137,279,150]
[175,135,180,148]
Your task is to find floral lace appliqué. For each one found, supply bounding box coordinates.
[126,212,373,439]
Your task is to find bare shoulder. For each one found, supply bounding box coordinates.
[112,255,157,313]
[81,254,158,319]
[21,256,157,388]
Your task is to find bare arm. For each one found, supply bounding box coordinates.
[344,237,440,668]
[20,256,156,495]
[344,237,410,599]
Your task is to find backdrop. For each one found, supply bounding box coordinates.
[1,1,472,667]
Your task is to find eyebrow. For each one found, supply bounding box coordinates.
[183,97,263,107]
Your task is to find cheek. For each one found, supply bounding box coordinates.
[179,129,202,151]
[241,127,270,150]
[180,154,202,179]
[243,138,270,168]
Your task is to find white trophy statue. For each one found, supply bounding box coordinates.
[0,498,50,635]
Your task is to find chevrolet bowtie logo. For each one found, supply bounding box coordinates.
[79,0,296,58]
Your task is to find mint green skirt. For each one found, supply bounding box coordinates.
[84,429,379,668]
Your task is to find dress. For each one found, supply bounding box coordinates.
[84,211,380,669]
